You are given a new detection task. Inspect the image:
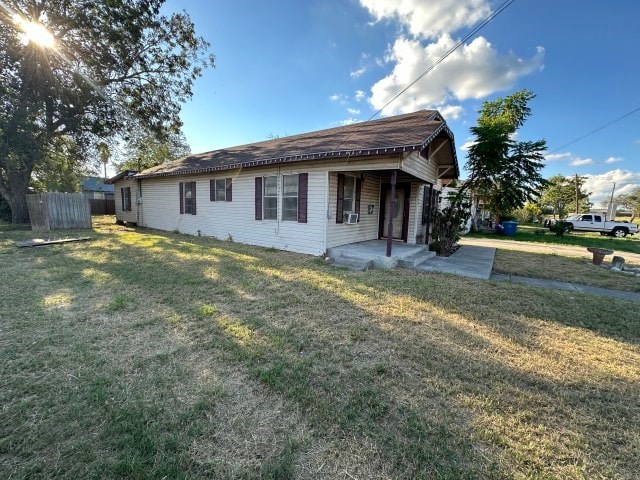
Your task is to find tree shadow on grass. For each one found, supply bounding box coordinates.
[3,225,639,478]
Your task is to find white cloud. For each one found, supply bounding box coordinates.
[605,156,623,164]
[570,157,594,166]
[544,152,571,161]
[339,117,360,126]
[347,108,361,115]
[582,169,640,205]
[360,0,491,40]
[350,67,367,78]
[460,139,476,151]
[329,93,348,104]
[354,90,366,102]
[438,104,463,120]
[368,35,544,116]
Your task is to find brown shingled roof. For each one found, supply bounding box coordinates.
[135,110,458,179]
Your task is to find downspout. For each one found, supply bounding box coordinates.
[386,170,397,257]
[322,170,328,255]
[137,178,142,226]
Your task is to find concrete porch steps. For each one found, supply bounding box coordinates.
[397,250,436,268]
[328,241,428,269]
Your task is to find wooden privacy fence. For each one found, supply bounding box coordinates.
[88,198,115,215]
[26,192,92,232]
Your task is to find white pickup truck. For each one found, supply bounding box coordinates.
[559,213,638,237]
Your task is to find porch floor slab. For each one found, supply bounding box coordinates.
[328,242,496,279]
[328,240,431,269]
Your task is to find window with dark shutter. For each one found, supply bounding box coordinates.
[422,184,432,225]
[355,178,362,221]
[226,178,232,202]
[298,173,308,223]
[181,181,196,215]
[121,187,132,211]
[255,177,263,220]
[211,178,232,202]
[191,182,196,215]
[336,173,344,223]
[263,176,278,220]
[282,174,298,221]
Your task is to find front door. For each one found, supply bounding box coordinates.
[384,189,405,239]
[379,184,410,241]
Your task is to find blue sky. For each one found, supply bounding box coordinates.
[162,0,639,205]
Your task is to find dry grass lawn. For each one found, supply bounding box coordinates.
[493,249,640,292]
[1,217,639,479]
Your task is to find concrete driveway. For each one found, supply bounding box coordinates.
[459,236,640,265]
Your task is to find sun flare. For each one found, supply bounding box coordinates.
[12,14,55,49]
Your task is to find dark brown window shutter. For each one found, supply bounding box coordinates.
[210,179,215,201]
[121,188,125,212]
[421,185,430,225]
[179,182,184,214]
[336,173,344,223]
[226,178,232,202]
[298,173,308,223]
[255,177,262,220]
[355,178,362,221]
[191,182,197,215]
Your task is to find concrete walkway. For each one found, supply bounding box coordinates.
[416,243,640,302]
[491,273,640,303]
[460,236,640,264]
[417,245,495,279]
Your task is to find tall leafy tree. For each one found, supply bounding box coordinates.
[114,129,191,172]
[616,187,640,222]
[30,136,89,192]
[538,174,590,219]
[0,1,214,222]
[464,90,547,223]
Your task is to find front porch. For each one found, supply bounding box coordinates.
[328,239,435,270]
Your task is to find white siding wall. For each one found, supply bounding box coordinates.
[326,172,381,248]
[113,178,138,224]
[401,151,438,182]
[407,183,421,244]
[131,153,448,254]
[139,165,327,255]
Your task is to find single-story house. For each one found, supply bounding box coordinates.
[81,176,115,200]
[106,110,459,256]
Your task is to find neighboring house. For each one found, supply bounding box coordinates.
[81,177,115,200]
[106,110,459,256]
[439,185,490,234]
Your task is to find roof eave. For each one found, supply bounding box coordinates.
[134,144,425,180]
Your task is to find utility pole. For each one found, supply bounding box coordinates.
[575,173,579,213]
[608,182,616,219]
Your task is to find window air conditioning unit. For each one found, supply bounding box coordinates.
[343,212,358,224]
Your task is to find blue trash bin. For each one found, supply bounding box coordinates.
[502,221,518,236]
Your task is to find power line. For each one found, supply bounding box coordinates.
[331,0,518,153]
[548,105,640,154]
[368,0,518,122]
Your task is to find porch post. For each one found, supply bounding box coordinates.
[386,170,397,257]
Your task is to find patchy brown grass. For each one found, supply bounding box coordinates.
[493,249,640,292]
[1,216,639,479]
